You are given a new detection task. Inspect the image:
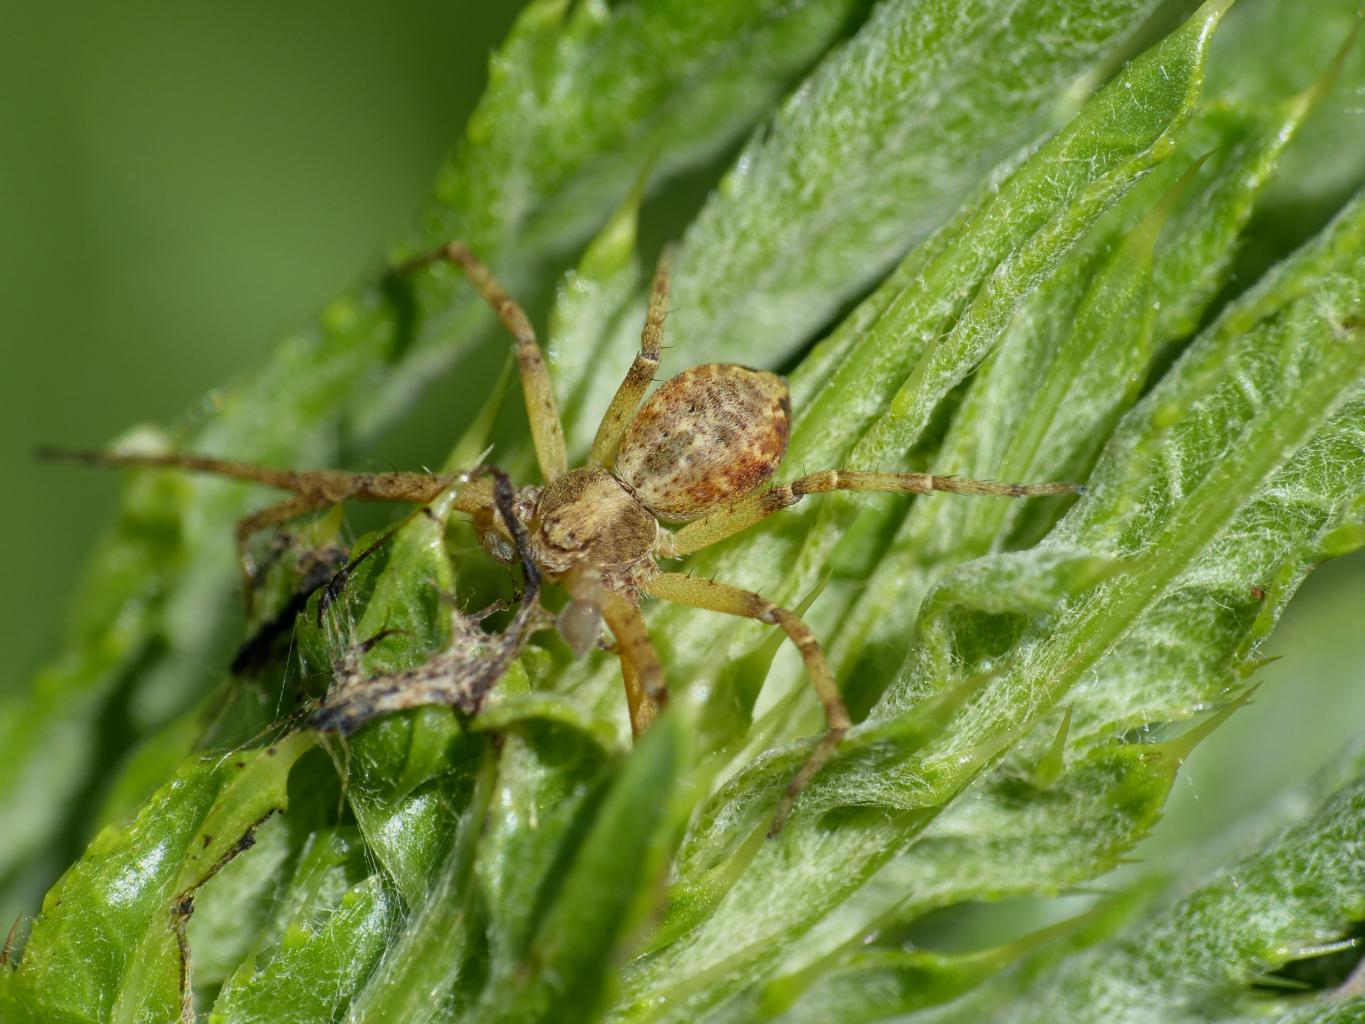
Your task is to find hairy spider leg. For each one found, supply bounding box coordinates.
[654,469,1080,832]
[397,242,568,482]
[589,246,673,468]
[36,448,520,603]
[669,469,1083,557]
[644,572,850,836]
[600,590,667,737]
[37,447,471,610]
[35,448,458,504]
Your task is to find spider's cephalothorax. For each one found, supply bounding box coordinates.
[51,242,1081,834]
[502,364,791,593]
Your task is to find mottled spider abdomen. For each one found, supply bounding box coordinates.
[615,363,791,521]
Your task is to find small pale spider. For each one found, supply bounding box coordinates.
[48,243,1080,833]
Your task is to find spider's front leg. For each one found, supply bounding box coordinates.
[589,246,672,468]
[39,446,461,612]
[644,572,850,836]
[395,242,568,482]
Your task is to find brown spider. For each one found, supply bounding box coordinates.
[45,243,1080,833]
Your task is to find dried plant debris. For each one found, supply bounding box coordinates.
[312,467,553,733]
[230,538,350,677]
[311,598,554,735]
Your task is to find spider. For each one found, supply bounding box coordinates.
[47,243,1080,833]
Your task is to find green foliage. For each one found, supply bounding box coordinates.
[927,740,1365,1023]
[4,1,1364,1022]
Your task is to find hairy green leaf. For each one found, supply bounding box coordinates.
[667,0,1168,366]
[622,66,1364,1024]
[209,829,397,1023]
[978,743,1365,1023]
[550,0,1173,456]
[635,0,1234,754]
[0,732,312,1023]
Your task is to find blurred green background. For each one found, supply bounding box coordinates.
[2,0,1361,873]
[1,2,524,688]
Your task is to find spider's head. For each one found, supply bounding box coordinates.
[530,466,657,578]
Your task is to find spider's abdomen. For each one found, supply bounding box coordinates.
[531,466,657,574]
[615,364,790,522]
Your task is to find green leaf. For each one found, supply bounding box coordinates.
[210,874,395,1024]
[824,36,1337,709]
[1277,1003,1365,1024]
[476,711,689,1023]
[668,0,1172,367]
[209,823,397,1023]
[547,0,1181,469]
[319,493,469,908]
[675,0,1233,847]
[763,894,1141,1024]
[636,0,1234,751]
[977,743,1365,1023]
[626,91,1363,1024]
[0,731,313,1024]
[339,746,496,1024]
[1211,0,1365,264]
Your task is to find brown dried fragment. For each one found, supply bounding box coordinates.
[310,598,552,734]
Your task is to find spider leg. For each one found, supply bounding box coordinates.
[37,447,456,505]
[40,446,471,612]
[599,591,667,737]
[43,448,507,621]
[668,469,1083,557]
[395,242,568,481]
[644,572,850,836]
[588,246,673,468]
